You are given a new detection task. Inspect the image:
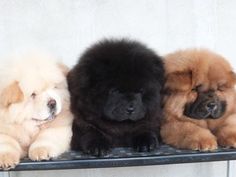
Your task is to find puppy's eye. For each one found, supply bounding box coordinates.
[191,84,202,92]
[31,93,36,98]
[110,89,118,94]
[218,85,225,91]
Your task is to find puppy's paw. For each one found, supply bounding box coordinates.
[83,134,111,157]
[187,135,217,151]
[217,131,236,148]
[133,132,158,152]
[29,146,55,161]
[0,151,20,170]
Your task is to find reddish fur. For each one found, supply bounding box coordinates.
[161,49,236,151]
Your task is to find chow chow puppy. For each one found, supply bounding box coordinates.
[0,54,73,169]
[161,49,236,151]
[68,39,165,156]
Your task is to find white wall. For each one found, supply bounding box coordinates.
[0,0,236,177]
[1,0,236,68]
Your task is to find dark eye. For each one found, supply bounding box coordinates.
[31,93,36,98]
[192,84,202,92]
[218,85,225,91]
[110,88,118,94]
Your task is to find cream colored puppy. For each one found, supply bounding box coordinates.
[0,53,73,169]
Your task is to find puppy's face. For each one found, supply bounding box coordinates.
[183,86,227,119]
[102,76,162,122]
[25,87,63,122]
[103,89,146,121]
[0,62,69,123]
[164,50,236,120]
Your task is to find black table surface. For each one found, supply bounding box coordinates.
[6,145,236,171]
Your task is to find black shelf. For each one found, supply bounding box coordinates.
[7,145,236,171]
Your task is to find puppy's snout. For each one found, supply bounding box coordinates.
[126,103,135,115]
[47,99,56,110]
[206,102,217,111]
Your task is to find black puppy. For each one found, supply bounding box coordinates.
[67,39,165,156]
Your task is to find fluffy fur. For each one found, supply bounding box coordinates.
[68,39,165,156]
[0,54,73,169]
[161,49,236,151]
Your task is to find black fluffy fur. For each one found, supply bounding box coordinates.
[67,39,165,156]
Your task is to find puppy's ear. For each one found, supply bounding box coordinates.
[0,81,24,107]
[57,63,69,76]
[165,71,192,92]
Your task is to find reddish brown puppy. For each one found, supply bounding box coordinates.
[161,49,236,151]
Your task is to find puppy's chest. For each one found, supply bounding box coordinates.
[4,121,41,149]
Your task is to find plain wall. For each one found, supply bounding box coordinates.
[1,0,236,68]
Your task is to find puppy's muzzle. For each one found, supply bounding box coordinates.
[126,103,135,115]
[184,91,226,119]
[206,102,217,112]
[47,99,58,121]
[104,92,146,122]
[47,99,56,111]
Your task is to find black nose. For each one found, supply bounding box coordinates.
[47,99,56,110]
[206,102,217,110]
[126,104,135,114]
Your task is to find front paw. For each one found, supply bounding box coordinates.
[185,134,217,151]
[217,129,236,148]
[133,132,158,152]
[83,134,111,156]
[29,146,55,161]
[188,138,217,151]
[0,151,20,170]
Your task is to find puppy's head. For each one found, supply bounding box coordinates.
[164,49,236,120]
[76,39,165,122]
[0,54,69,123]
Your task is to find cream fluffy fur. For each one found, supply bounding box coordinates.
[0,53,73,169]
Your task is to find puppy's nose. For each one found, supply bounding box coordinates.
[47,99,56,110]
[206,102,217,110]
[126,104,135,114]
